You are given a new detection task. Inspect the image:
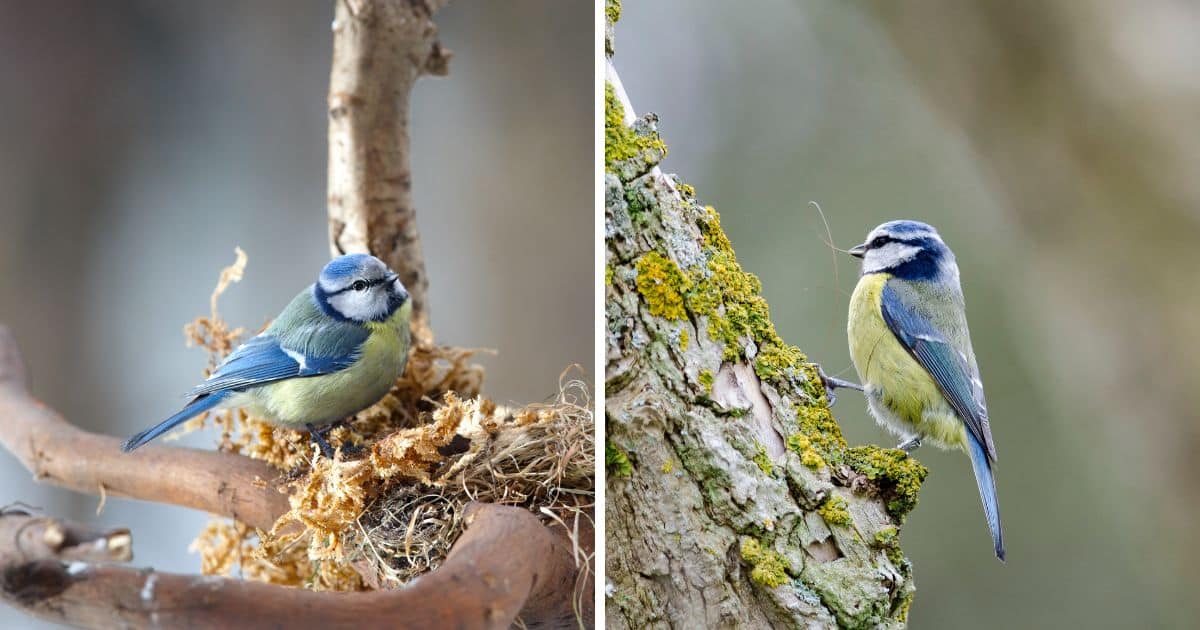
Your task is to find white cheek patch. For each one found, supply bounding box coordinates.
[328,288,388,322]
[863,242,921,273]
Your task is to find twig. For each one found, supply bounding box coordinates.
[327,0,452,345]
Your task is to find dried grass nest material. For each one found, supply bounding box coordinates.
[182,250,595,591]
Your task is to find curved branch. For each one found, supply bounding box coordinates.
[0,326,590,627]
[327,0,451,345]
[0,326,288,531]
[0,503,580,629]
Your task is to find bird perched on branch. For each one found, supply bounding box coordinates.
[846,220,1004,560]
[122,253,412,458]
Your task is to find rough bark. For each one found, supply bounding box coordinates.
[604,11,922,630]
[327,0,451,345]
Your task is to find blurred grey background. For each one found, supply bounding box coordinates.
[617,1,1197,628]
[0,2,590,628]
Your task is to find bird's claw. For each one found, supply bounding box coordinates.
[307,423,337,460]
[896,436,922,453]
[813,364,864,407]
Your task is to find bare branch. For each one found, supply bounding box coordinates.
[327,0,452,345]
[0,325,288,531]
[0,503,581,629]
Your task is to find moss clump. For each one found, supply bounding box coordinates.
[605,83,667,173]
[786,433,825,469]
[635,252,690,320]
[680,207,809,382]
[845,446,928,520]
[605,265,613,286]
[606,441,633,477]
[794,404,848,459]
[661,458,674,474]
[740,538,790,588]
[698,369,714,394]
[679,329,689,351]
[819,496,851,526]
[873,525,898,547]
[753,443,773,475]
[605,0,621,24]
[873,526,905,566]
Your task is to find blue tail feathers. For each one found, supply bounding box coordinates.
[966,432,1005,561]
[121,392,228,452]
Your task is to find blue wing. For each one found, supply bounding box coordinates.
[189,326,367,396]
[879,281,996,462]
[122,291,372,453]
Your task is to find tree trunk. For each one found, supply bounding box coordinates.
[604,6,925,627]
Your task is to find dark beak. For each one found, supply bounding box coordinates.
[390,275,409,304]
[847,243,868,258]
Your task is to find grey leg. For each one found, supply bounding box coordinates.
[896,436,922,453]
[814,364,864,407]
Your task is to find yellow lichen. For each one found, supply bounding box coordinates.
[635,251,690,320]
[845,446,929,520]
[740,537,790,588]
[819,496,852,526]
[605,83,667,172]
[752,442,773,475]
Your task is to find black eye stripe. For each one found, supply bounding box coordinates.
[329,277,388,295]
[871,235,929,249]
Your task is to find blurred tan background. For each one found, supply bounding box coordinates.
[0,2,590,628]
[616,2,1197,628]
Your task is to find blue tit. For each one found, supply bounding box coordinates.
[122,253,412,458]
[846,220,1004,561]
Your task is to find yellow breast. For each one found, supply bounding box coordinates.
[242,303,412,429]
[847,273,966,449]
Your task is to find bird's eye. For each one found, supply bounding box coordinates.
[870,236,889,248]
[352,280,368,292]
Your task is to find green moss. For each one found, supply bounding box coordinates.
[873,525,898,547]
[753,443,773,475]
[635,252,690,320]
[605,0,621,24]
[605,265,613,286]
[845,446,928,520]
[679,329,689,351]
[661,458,674,474]
[698,369,714,394]
[873,526,905,566]
[605,83,667,173]
[818,496,851,526]
[740,538,790,588]
[606,442,633,478]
